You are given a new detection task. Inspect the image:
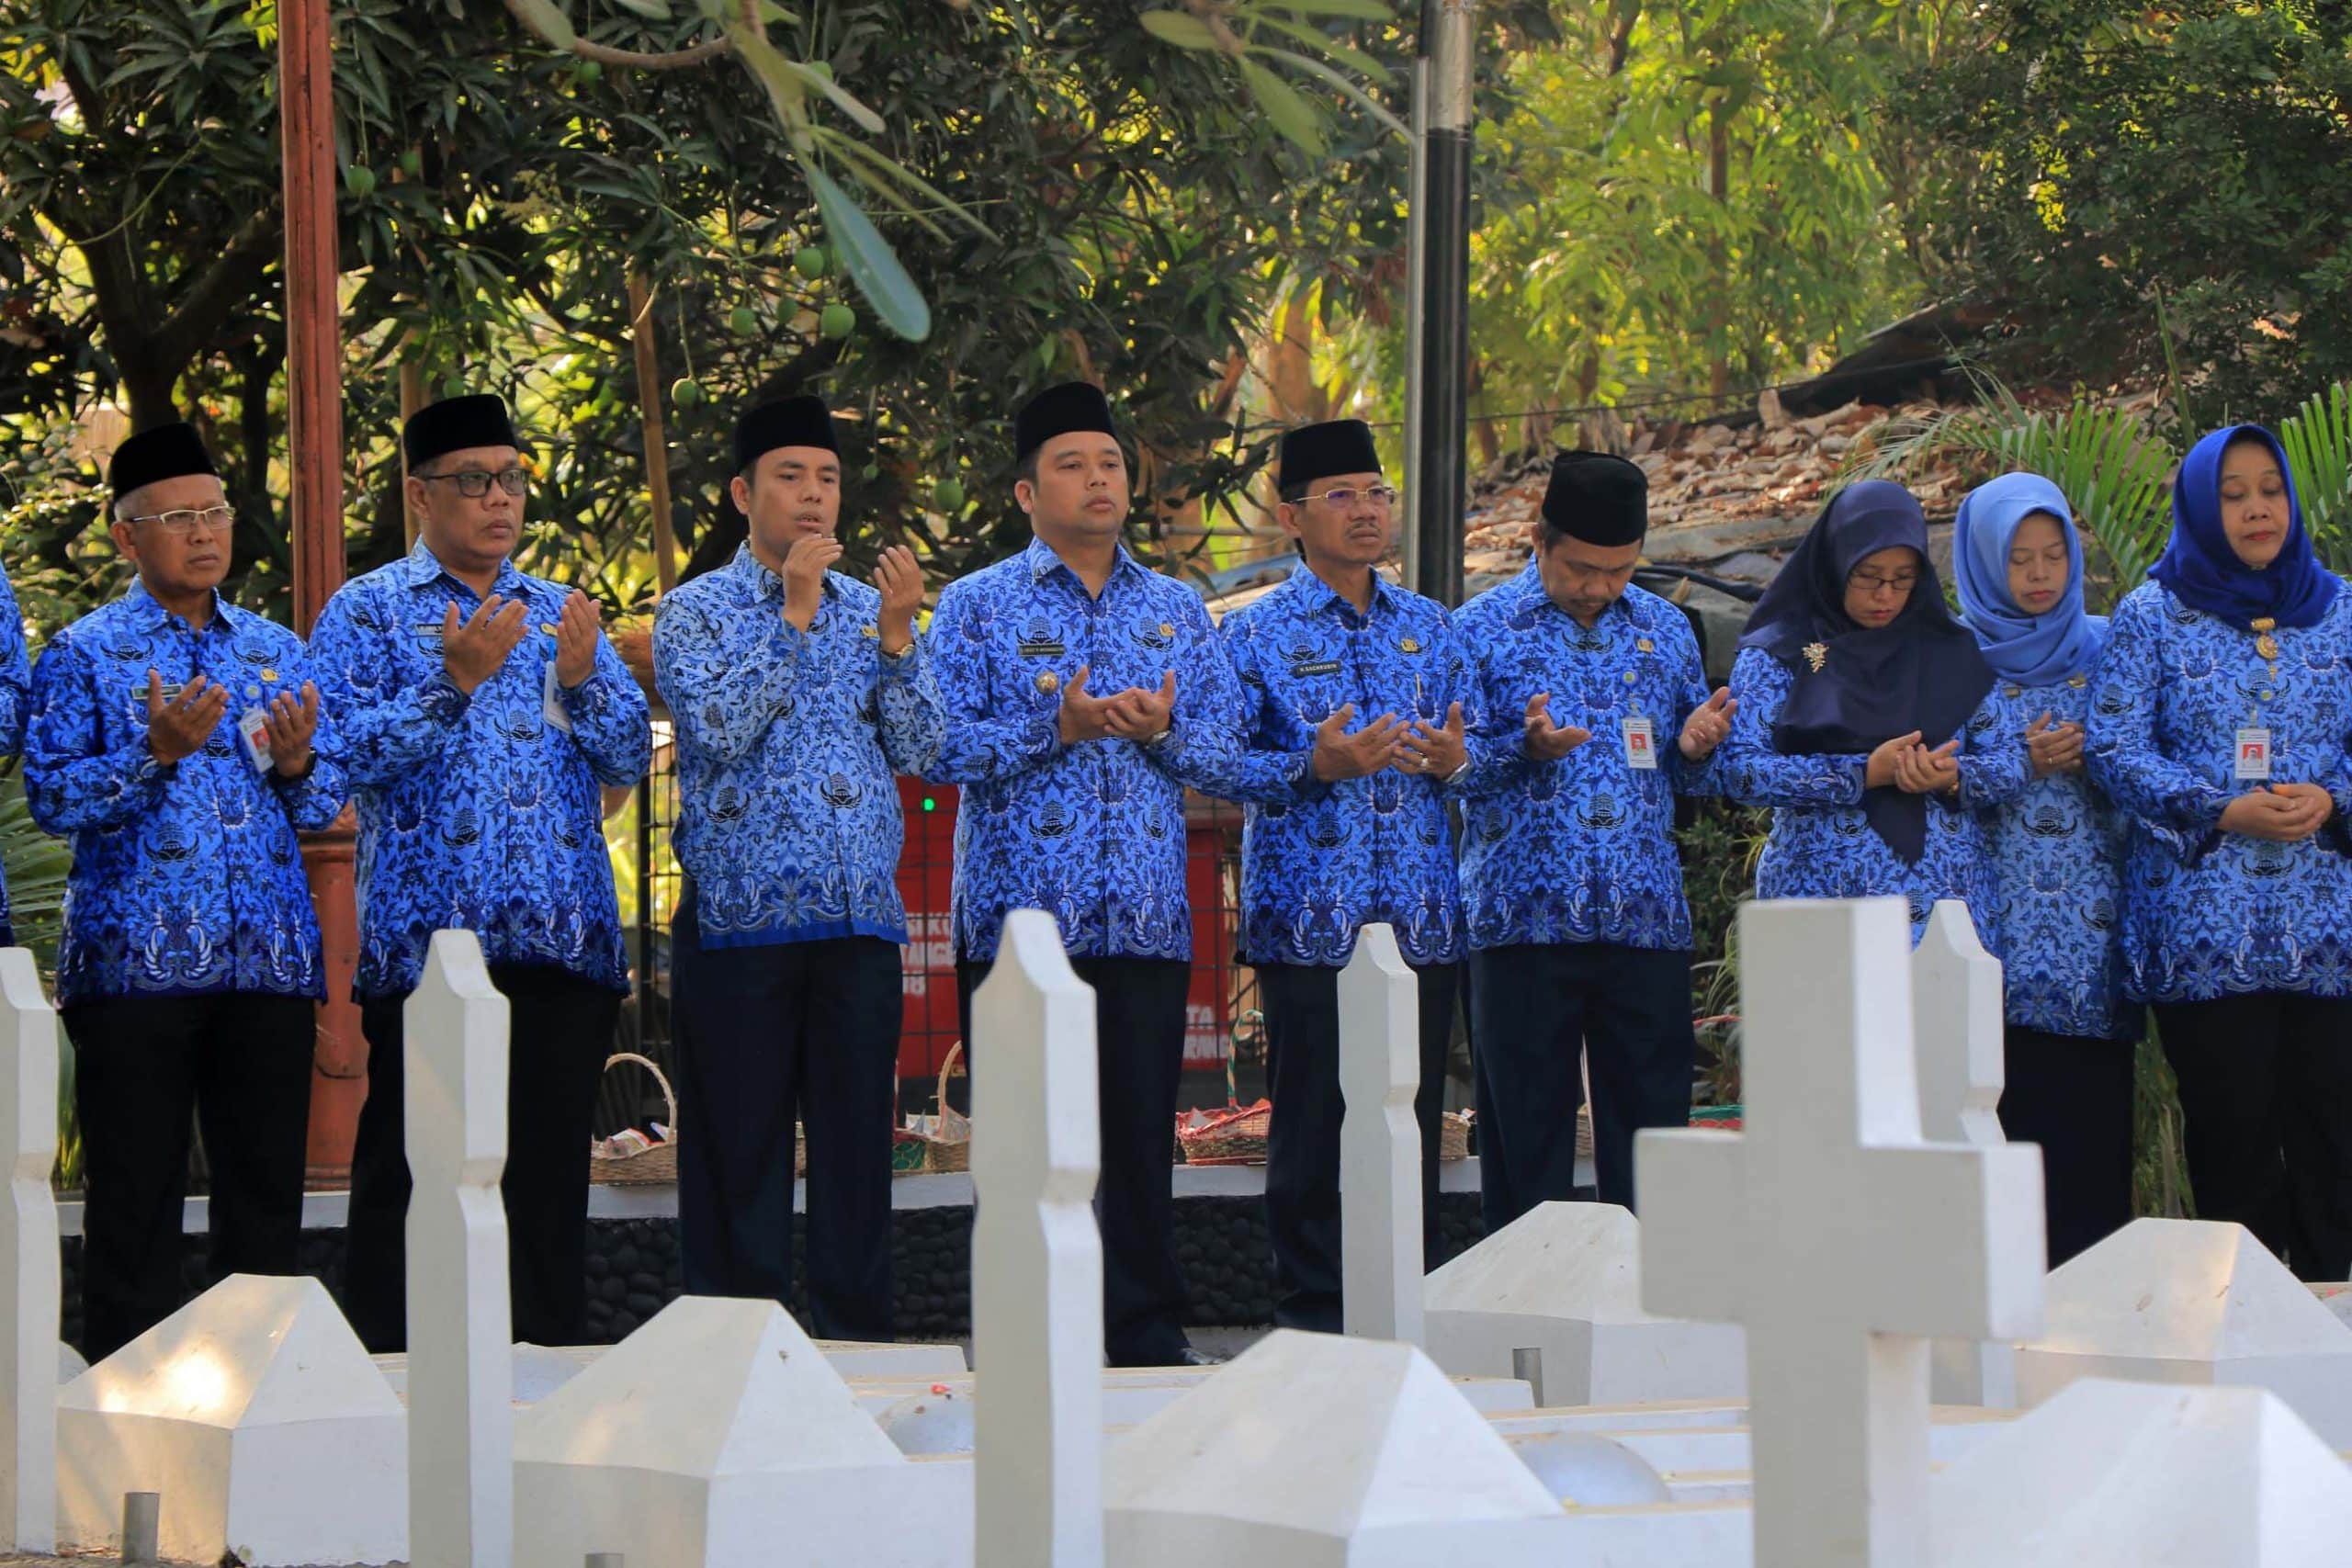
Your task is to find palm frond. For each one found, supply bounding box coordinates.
[2278,381,2352,570]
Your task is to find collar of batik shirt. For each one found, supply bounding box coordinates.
[1284,558,1406,626]
[1021,533,1147,592]
[121,576,235,636]
[399,536,529,599]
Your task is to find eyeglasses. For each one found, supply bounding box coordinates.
[125,504,236,536]
[1303,485,1398,510]
[1849,570,1920,594]
[419,467,528,499]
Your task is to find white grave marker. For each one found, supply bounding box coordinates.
[1637,897,2046,1568]
[0,949,56,1551]
[406,929,514,1568]
[1910,903,2018,1406]
[970,909,1102,1568]
[1339,922,1422,1346]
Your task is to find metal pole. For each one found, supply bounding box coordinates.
[1412,0,1475,609]
[1399,57,1430,594]
[119,1492,160,1564]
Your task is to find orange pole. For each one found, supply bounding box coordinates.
[280,0,365,1183]
[627,273,681,595]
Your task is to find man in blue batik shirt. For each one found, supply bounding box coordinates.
[925,381,1240,1367]
[654,392,941,1337]
[1455,452,1735,1227]
[1214,417,1504,1332]
[28,422,345,1359]
[310,394,650,1352]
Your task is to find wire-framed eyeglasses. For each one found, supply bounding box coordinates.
[124,503,236,536]
[1301,485,1398,510]
[418,467,528,499]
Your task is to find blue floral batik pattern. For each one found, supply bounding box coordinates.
[654,544,944,947]
[25,583,349,1005]
[2085,581,2352,1002]
[1214,563,1504,967]
[1720,646,2030,946]
[0,565,33,946]
[924,537,1250,964]
[1454,570,1719,953]
[308,540,650,1000]
[1977,675,2138,1039]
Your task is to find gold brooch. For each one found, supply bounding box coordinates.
[861,623,880,639]
[2253,616,2279,661]
[1399,636,1421,654]
[1636,637,1654,653]
[1804,642,1828,673]
[1159,621,1174,638]
[1035,671,1059,694]
[260,668,277,682]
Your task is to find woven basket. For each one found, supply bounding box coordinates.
[1176,1100,1272,1165]
[590,1052,678,1186]
[1439,1110,1473,1162]
[919,1043,971,1173]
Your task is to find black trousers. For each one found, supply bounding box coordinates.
[2154,992,2352,1282]
[1468,942,1695,1230]
[344,964,619,1352]
[1256,960,1456,1335]
[672,887,900,1340]
[1999,1024,2137,1269]
[66,991,315,1361]
[957,953,1192,1367]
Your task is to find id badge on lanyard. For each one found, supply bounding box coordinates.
[1623,713,1657,771]
[2234,727,2273,782]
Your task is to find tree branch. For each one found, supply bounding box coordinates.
[503,0,736,70]
[153,201,283,372]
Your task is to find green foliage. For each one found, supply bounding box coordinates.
[1905,1,2352,421]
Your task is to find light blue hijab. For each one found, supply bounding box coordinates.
[1952,472,2108,686]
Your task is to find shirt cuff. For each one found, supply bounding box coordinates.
[419,673,473,725]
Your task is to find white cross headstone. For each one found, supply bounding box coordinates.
[406,930,514,1568]
[1911,902,2018,1406]
[971,909,1102,1568]
[1912,901,2005,1149]
[0,949,57,1551]
[1339,921,1423,1346]
[1637,897,2046,1567]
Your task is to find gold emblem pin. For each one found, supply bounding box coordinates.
[1399,636,1421,654]
[1804,642,1828,673]
[1036,671,1060,694]
[260,668,277,682]
[2253,616,2280,660]
[541,623,560,636]
[2067,673,2088,689]
[861,623,880,638]
[1636,637,1654,653]
[1159,621,1174,638]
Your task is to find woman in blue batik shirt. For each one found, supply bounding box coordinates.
[1953,473,2139,1266]
[1719,480,2030,943]
[2086,424,2352,1281]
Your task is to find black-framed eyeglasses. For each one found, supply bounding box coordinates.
[419,467,528,499]
[125,503,236,536]
[1303,485,1398,510]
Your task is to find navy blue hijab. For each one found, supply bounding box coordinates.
[1740,480,1996,863]
[2150,424,2338,629]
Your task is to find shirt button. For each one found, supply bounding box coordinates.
[2260,690,2275,702]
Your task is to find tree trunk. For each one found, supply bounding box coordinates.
[1708,93,1733,400]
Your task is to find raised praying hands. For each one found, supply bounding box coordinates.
[2025,712,2085,778]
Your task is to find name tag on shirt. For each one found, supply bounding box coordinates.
[236,706,271,773]
[543,664,574,734]
[2234,728,2272,781]
[1291,660,1341,678]
[1623,715,1657,771]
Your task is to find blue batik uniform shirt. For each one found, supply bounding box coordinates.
[2086,581,2352,1002]
[653,543,944,947]
[1214,563,1501,967]
[924,536,1244,964]
[1720,646,2030,945]
[308,540,651,1000]
[0,565,34,946]
[25,582,349,1005]
[1455,570,1718,953]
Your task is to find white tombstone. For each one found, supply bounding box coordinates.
[2011,1218,2352,1447]
[1930,1379,2352,1566]
[0,949,56,1550]
[1910,903,2018,1407]
[1423,1201,1747,1404]
[1339,922,1422,1346]
[1637,897,2047,1568]
[405,929,514,1568]
[970,908,1101,1568]
[513,1296,968,1567]
[1105,1328,1572,1566]
[56,1274,405,1565]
